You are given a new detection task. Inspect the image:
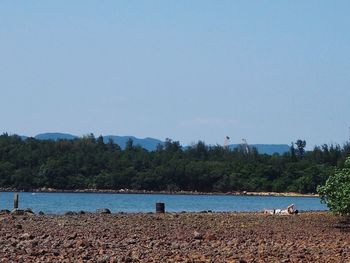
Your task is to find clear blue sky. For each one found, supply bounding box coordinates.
[1,1,349,148]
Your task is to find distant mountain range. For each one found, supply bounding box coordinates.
[35,133,78,141]
[25,133,163,151]
[20,133,290,155]
[102,135,163,151]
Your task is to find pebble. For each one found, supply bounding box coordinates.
[193,231,203,240]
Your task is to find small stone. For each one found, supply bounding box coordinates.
[148,240,157,247]
[78,239,90,247]
[193,239,202,245]
[30,250,40,257]
[97,255,110,263]
[171,242,180,249]
[281,259,290,263]
[64,240,74,248]
[68,233,77,240]
[41,234,49,239]
[193,231,203,240]
[126,238,137,244]
[30,240,38,247]
[20,233,33,240]
[206,233,217,241]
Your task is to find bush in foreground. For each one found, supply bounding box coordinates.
[317,157,350,215]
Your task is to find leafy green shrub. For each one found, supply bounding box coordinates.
[317,157,350,215]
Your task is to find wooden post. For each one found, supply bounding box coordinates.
[14,193,18,209]
[156,202,165,213]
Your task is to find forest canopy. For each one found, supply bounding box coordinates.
[0,133,349,193]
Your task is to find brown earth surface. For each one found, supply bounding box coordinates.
[0,212,349,262]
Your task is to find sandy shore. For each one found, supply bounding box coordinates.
[0,211,348,262]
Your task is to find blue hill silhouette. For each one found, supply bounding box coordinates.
[27,133,290,154]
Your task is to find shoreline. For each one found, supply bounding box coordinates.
[0,187,318,197]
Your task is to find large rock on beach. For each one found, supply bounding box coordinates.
[10,209,35,216]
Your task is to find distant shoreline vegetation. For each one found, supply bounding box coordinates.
[0,133,349,194]
[0,187,318,197]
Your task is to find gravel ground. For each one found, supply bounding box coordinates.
[0,211,349,262]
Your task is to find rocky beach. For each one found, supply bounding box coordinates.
[0,211,349,262]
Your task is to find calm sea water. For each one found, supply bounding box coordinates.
[0,192,327,214]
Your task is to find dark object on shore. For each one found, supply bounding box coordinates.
[0,209,10,214]
[25,208,34,214]
[200,210,213,213]
[11,209,25,216]
[10,209,35,216]
[156,202,165,213]
[96,208,111,214]
[14,193,19,209]
[38,211,45,215]
[78,210,86,215]
[65,211,78,216]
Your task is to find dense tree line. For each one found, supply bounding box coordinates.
[0,133,349,193]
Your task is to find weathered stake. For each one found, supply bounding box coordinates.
[14,193,18,209]
[156,202,165,213]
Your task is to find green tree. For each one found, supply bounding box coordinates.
[317,157,350,215]
[295,139,306,159]
[290,142,297,162]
